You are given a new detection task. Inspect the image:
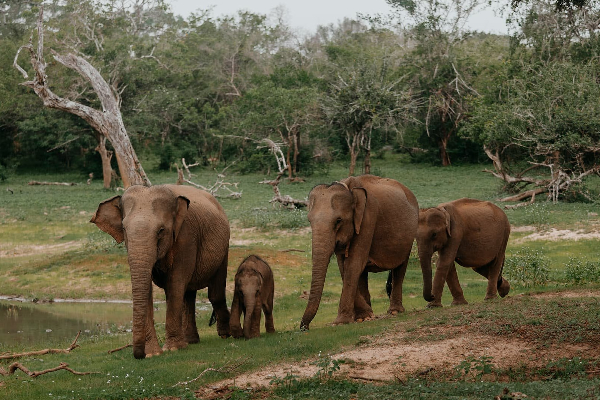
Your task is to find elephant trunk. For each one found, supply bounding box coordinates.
[419,247,435,302]
[127,243,156,359]
[301,231,334,330]
[242,294,256,339]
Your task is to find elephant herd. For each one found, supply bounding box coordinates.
[91,175,510,359]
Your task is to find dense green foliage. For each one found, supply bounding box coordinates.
[1,0,598,196]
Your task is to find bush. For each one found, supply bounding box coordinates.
[504,249,550,287]
[565,258,600,284]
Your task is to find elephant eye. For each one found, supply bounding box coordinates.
[158,227,164,235]
[432,232,437,238]
[336,217,342,225]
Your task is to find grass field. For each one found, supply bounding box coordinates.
[1,157,600,399]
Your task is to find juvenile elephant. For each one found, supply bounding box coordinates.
[417,198,511,307]
[230,255,275,339]
[91,185,230,359]
[300,175,419,330]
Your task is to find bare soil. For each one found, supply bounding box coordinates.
[198,290,600,397]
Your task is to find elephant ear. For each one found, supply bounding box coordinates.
[173,196,190,242]
[438,206,452,237]
[90,196,124,243]
[352,187,367,235]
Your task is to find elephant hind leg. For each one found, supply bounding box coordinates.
[263,290,275,334]
[183,290,199,344]
[208,259,231,338]
[388,263,408,315]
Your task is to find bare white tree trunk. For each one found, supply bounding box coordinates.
[13,7,150,187]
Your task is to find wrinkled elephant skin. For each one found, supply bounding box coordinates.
[300,175,419,330]
[91,184,230,359]
[230,255,275,339]
[417,198,511,307]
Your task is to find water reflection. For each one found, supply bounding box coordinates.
[0,301,140,345]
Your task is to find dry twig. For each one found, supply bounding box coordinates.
[107,343,132,354]
[0,362,97,378]
[0,331,81,361]
[172,357,249,387]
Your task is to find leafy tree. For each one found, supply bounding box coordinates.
[388,0,486,166]
[321,57,417,176]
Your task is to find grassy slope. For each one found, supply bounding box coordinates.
[1,157,600,399]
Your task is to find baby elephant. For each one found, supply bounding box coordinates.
[230,255,275,339]
[417,198,511,307]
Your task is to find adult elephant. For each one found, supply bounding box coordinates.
[91,185,230,359]
[417,198,511,307]
[300,175,419,330]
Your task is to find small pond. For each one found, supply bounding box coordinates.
[0,300,151,346]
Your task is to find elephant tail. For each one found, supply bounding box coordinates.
[209,310,217,327]
[385,271,393,298]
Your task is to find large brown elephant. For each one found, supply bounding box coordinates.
[300,175,419,330]
[91,184,230,359]
[417,198,511,307]
[230,255,275,339]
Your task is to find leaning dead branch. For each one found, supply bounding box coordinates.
[484,145,600,207]
[172,357,249,387]
[175,160,242,199]
[28,181,77,186]
[0,362,97,378]
[258,139,308,209]
[107,343,132,354]
[0,331,81,361]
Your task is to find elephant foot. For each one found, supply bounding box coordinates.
[185,333,200,345]
[387,305,405,315]
[498,279,511,298]
[426,301,443,308]
[230,326,243,339]
[162,339,188,352]
[332,315,353,326]
[484,294,498,301]
[451,298,469,306]
[145,337,163,358]
[355,310,374,322]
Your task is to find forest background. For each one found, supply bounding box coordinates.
[2,0,600,202]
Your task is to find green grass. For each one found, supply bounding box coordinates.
[1,157,600,399]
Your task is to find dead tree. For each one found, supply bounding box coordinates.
[484,146,600,208]
[175,159,242,199]
[258,139,308,209]
[13,6,150,188]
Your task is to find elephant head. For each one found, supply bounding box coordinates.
[91,185,189,359]
[416,206,452,302]
[300,180,367,330]
[235,269,263,339]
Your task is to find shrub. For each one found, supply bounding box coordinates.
[565,258,600,284]
[504,249,550,287]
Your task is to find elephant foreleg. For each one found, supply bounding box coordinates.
[163,282,187,352]
[183,290,199,344]
[355,270,374,321]
[430,252,456,307]
[144,284,162,357]
[263,290,275,334]
[388,263,407,315]
[250,301,262,338]
[208,260,231,338]
[446,265,468,305]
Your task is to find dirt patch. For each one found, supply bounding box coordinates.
[514,228,600,243]
[528,290,600,299]
[0,241,82,258]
